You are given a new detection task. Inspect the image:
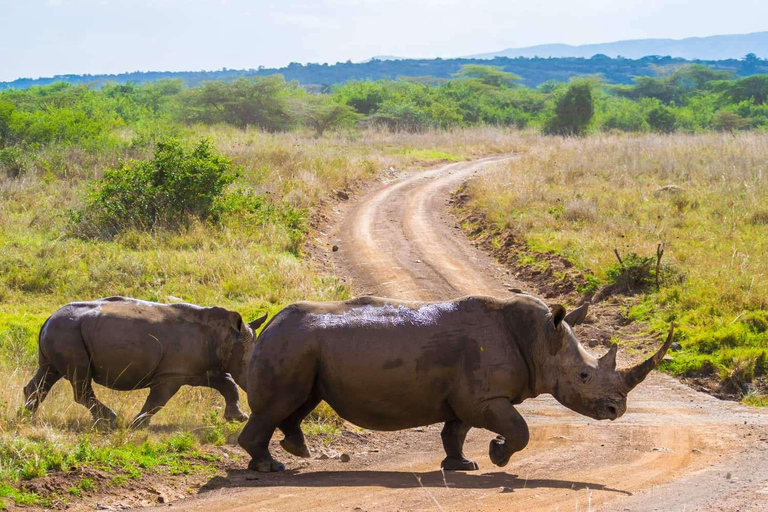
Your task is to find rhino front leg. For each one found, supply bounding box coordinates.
[478,399,530,468]
[208,374,248,422]
[440,419,478,471]
[131,381,183,428]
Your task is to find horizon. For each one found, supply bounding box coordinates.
[2,0,768,82]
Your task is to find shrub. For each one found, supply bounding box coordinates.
[646,103,678,133]
[73,138,240,238]
[544,81,594,136]
[0,146,27,178]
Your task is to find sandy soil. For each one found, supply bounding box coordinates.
[163,157,768,512]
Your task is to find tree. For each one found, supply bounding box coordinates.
[741,53,760,75]
[544,81,594,136]
[178,76,296,131]
[453,65,521,88]
[712,111,749,133]
[299,95,361,137]
[646,102,677,133]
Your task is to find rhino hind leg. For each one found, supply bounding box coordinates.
[23,364,62,414]
[70,368,118,428]
[278,394,321,458]
[480,400,530,468]
[239,415,286,472]
[440,419,478,471]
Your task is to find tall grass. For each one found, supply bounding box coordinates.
[0,126,521,506]
[463,132,768,400]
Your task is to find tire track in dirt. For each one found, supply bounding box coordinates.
[166,157,768,512]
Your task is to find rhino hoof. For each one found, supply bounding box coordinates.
[248,458,286,473]
[225,409,249,423]
[489,438,512,467]
[441,457,479,471]
[280,437,311,458]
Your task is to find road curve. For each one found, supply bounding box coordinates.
[167,157,768,512]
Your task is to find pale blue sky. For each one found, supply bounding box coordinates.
[1,0,766,81]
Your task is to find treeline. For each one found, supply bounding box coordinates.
[3,54,768,91]
[1,63,767,166]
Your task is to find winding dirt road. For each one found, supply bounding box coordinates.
[170,157,768,511]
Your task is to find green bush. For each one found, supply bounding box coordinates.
[544,81,594,136]
[0,146,27,178]
[73,138,240,238]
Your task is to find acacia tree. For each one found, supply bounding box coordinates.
[298,95,361,137]
[453,64,521,88]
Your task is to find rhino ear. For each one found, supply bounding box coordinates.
[564,303,589,326]
[248,313,268,331]
[549,305,567,355]
[598,343,618,371]
[229,311,244,334]
[551,305,567,330]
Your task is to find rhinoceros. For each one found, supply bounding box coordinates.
[23,297,267,427]
[238,294,673,472]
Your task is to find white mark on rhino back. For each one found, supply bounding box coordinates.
[310,302,457,329]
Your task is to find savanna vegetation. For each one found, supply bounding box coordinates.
[1,60,767,506]
[461,133,768,402]
[3,53,767,90]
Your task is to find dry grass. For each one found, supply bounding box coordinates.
[0,126,521,506]
[463,132,768,400]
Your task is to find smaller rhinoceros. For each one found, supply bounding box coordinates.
[23,297,267,427]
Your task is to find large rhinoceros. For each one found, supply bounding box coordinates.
[23,297,267,427]
[238,294,673,472]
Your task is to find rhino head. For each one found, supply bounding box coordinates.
[221,311,269,390]
[542,303,674,421]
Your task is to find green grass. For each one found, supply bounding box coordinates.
[398,148,464,163]
[0,126,520,507]
[463,133,768,403]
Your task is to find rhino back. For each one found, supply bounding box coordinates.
[257,296,531,430]
[51,298,223,390]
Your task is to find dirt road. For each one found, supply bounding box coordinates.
[170,157,768,511]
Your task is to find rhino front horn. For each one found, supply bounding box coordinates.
[620,323,675,392]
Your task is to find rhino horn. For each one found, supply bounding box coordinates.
[620,324,675,391]
[598,343,617,371]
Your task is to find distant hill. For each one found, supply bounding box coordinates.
[2,55,767,92]
[468,31,768,60]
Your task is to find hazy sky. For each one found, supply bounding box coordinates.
[1,0,767,81]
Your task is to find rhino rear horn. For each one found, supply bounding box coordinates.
[621,324,675,392]
[564,303,589,326]
[248,313,268,331]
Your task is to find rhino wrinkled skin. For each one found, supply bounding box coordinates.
[23,296,266,427]
[239,293,673,472]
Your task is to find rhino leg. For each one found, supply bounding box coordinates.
[69,367,117,428]
[208,374,249,423]
[478,399,530,468]
[440,419,478,471]
[278,395,321,458]
[239,415,286,473]
[23,364,62,414]
[131,381,183,428]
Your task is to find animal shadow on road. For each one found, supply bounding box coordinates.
[199,469,632,496]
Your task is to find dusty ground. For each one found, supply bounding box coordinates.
[155,157,768,512]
